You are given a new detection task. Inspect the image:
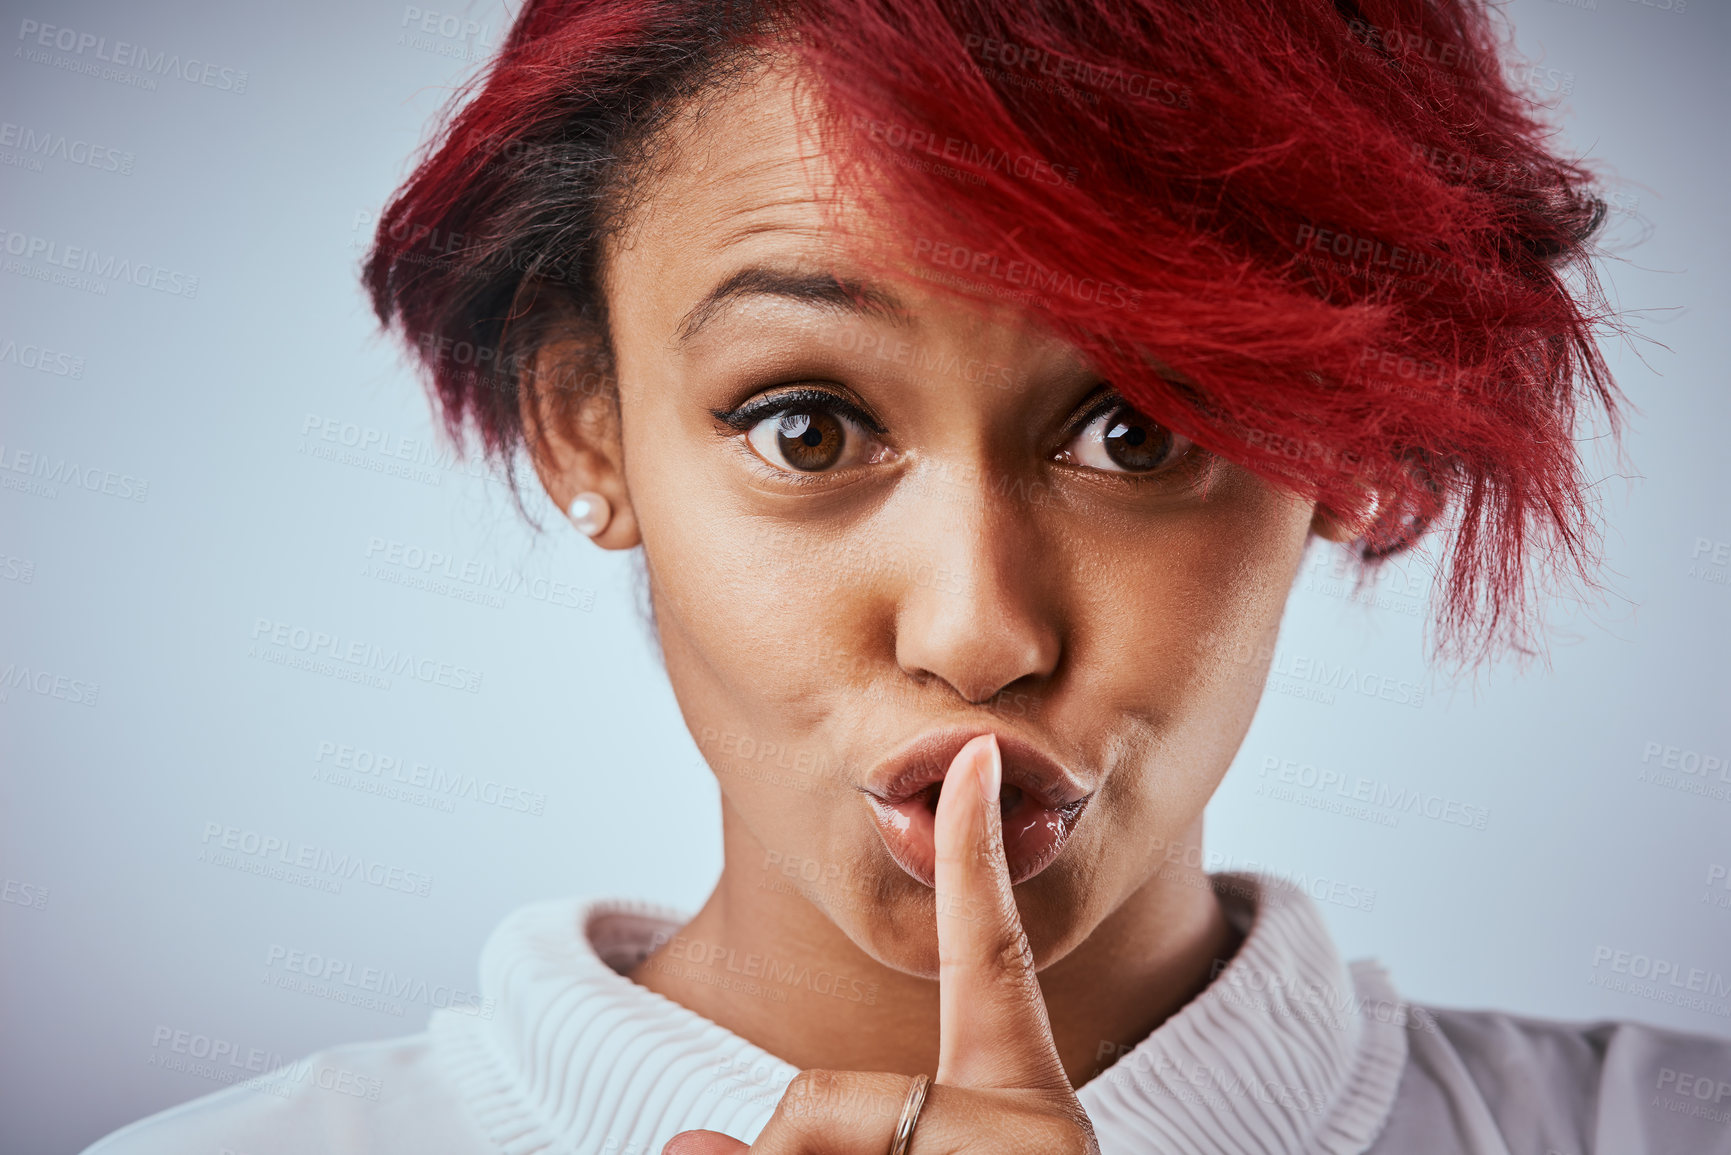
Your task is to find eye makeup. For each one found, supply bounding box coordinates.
[709,385,887,437]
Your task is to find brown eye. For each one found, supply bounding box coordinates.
[745,406,880,473]
[776,411,843,470]
[1061,401,1191,474]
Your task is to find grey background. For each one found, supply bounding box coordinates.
[1,0,1726,1152]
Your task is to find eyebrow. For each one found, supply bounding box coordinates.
[674,265,911,346]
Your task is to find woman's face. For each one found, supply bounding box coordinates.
[549,59,1336,975]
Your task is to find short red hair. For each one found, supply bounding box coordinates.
[365,0,1620,668]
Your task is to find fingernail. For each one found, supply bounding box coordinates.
[977,733,1001,803]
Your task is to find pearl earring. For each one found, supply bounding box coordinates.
[565,491,612,538]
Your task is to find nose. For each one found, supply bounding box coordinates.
[891,466,1062,705]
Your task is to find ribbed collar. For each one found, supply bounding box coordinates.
[431,872,1408,1155]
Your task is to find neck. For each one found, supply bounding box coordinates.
[627,800,1239,1089]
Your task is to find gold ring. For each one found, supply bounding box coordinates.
[888,1072,930,1155]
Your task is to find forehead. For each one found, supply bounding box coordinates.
[595,55,1080,393]
[605,57,850,295]
[601,57,1076,367]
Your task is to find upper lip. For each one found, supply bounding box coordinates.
[861,726,1094,812]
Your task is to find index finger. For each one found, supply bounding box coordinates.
[932,733,1069,1092]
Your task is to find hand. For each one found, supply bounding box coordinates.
[663,733,1099,1154]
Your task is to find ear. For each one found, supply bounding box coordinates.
[1307,489,1382,544]
[519,339,641,550]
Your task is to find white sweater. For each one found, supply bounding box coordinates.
[85,872,1731,1154]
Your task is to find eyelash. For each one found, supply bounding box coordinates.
[712,387,886,437]
[711,384,1190,482]
[1055,393,1195,484]
[1066,391,1123,439]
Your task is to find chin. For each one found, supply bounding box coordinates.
[830,850,1104,981]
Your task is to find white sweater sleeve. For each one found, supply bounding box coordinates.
[1365,1006,1731,1155]
[79,1034,494,1155]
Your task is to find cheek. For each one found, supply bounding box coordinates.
[623,463,887,838]
[1060,477,1312,835]
[616,387,851,698]
[1072,474,1311,700]
[645,507,877,712]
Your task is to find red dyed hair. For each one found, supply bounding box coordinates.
[364,0,1620,668]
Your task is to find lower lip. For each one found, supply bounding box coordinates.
[865,785,1090,888]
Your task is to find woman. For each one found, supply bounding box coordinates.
[85,0,1731,1152]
